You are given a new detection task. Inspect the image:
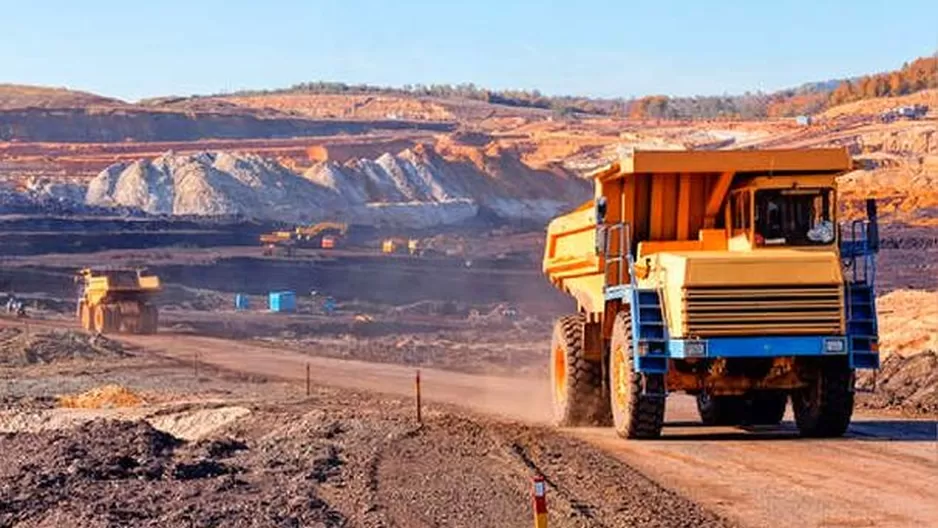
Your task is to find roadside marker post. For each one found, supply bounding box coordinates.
[415,370,422,424]
[306,362,311,396]
[532,475,548,528]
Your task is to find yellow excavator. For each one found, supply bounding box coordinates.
[261,222,348,255]
[76,268,160,334]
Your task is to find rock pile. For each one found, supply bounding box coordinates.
[86,145,589,227]
[0,328,126,366]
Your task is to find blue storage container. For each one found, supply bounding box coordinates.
[269,291,296,313]
[235,294,250,311]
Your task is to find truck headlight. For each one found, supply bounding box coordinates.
[685,340,707,358]
[824,338,846,353]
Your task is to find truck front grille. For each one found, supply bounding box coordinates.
[682,285,843,337]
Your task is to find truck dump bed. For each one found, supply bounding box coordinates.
[543,148,853,313]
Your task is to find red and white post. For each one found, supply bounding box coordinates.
[532,475,548,528]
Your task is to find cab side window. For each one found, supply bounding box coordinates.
[731,191,751,236]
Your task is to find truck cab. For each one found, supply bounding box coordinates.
[543,148,879,439]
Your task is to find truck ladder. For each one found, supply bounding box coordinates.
[840,219,879,371]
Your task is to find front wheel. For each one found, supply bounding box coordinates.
[549,314,608,426]
[792,361,854,437]
[79,302,92,331]
[609,313,665,439]
[92,304,111,334]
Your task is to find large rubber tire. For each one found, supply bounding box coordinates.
[696,394,747,426]
[79,301,92,331]
[141,304,158,334]
[549,314,609,426]
[792,361,854,437]
[108,305,123,333]
[609,312,665,439]
[746,392,788,425]
[92,304,111,334]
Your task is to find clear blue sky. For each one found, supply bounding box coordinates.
[2,0,936,101]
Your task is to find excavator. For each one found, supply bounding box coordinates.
[261,222,348,256]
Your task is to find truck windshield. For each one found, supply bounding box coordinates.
[754,188,834,246]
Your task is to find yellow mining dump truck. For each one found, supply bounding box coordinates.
[543,148,880,439]
[381,237,420,255]
[76,268,161,334]
[261,230,296,256]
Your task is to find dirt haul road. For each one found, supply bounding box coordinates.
[11,316,936,528]
[103,331,938,528]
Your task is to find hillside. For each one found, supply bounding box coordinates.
[821,89,938,119]
[199,52,935,121]
[0,84,125,110]
[0,51,933,145]
[0,105,453,143]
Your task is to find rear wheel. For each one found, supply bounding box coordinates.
[696,394,746,426]
[549,314,608,426]
[141,304,158,334]
[697,392,787,426]
[609,313,665,439]
[793,361,854,437]
[746,392,787,425]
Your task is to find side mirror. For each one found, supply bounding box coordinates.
[595,197,607,225]
[594,197,608,256]
[865,198,879,253]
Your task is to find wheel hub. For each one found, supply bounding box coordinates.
[612,345,629,411]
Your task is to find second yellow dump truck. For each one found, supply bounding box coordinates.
[76,268,161,334]
[543,148,880,439]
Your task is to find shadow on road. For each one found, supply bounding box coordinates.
[658,419,938,442]
[848,419,938,442]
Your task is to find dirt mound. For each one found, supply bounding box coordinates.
[147,406,252,441]
[305,142,589,223]
[58,385,144,409]
[86,145,588,227]
[877,290,938,358]
[86,151,340,221]
[0,419,180,484]
[0,328,125,366]
[858,351,938,415]
[0,420,180,525]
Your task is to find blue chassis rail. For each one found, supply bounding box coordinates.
[605,284,878,372]
[667,336,848,359]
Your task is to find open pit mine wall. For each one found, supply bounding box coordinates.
[0,108,455,142]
